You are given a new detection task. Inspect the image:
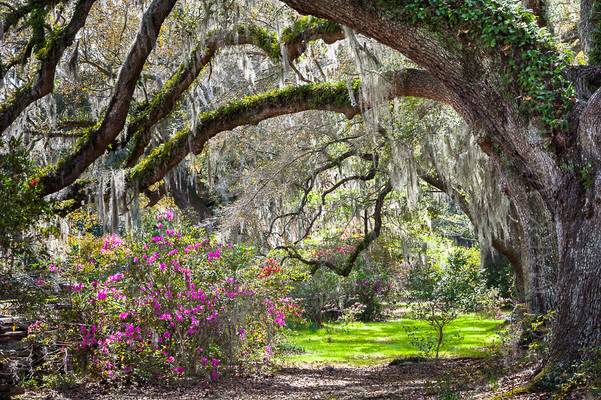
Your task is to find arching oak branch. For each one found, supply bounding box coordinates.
[123,17,344,167]
[127,69,454,191]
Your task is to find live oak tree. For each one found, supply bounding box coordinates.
[273,1,601,384]
[0,0,600,386]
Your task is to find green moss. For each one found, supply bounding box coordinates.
[28,5,50,57]
[373,0,574,133]
[579,162,595,189]
[281,16,342,45]
[236,25,280,60]
[0,82,33,113]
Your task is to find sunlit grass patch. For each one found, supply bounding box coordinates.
[279,314,504,366]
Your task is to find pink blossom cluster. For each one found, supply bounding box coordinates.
[100,234,125,254]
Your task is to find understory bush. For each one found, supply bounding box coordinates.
[26,210,300,382]
[405,246,504,358]
[291,245,399,325]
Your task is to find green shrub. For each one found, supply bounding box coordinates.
[406,246,503,358]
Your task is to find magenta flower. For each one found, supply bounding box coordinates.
[163,209,174,221]
[97,289,108,300]
[119,312,129,319]
[100,234,124,253]
[70,282,85,292]
[107,273,124,283]
[207,248,221,262]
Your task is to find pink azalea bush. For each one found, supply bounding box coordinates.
[31,210,300,382]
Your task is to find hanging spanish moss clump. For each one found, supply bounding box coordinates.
[343,27,390,142]
[424,124,511,246]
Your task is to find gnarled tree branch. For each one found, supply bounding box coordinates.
[122,18,344,167]
[38,0,177,196]
[0,0,96,134]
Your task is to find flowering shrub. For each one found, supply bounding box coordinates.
[29,210,299,382]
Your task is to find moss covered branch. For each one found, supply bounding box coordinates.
[0,0,48,37]
[38,0,177,196]
[282,0,574,133]
[128,68,451,191]
[0,0,96,135]
[123,17,344,167]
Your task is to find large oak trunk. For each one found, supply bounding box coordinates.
[548,178,601,373]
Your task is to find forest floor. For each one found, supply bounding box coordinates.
[21,357,554,400]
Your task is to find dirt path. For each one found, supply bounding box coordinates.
[22,359,552,399]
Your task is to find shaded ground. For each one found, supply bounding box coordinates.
[21,358,555,400]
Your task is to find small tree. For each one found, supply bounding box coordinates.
[406,247,492,358]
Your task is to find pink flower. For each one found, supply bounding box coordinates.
[166,355,175,363]
[48,263,59,272]
[207,248,221,262]
[159,313,172,321]
[124,323,139,338]
[119,312,129,319]
[159,262,167,271]
[163,209,174,221]
[107,273,124,283]
[70,282,85,292]
[97,289,108,300]
[28,320,43,333]
[100,234,124,253]
[173,366,184,374]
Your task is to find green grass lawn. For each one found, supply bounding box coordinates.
[279,314,504,366]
